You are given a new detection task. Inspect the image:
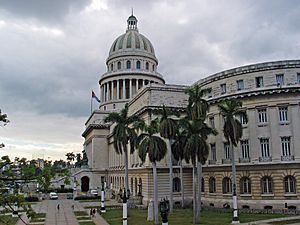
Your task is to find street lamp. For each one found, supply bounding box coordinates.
[100,182,106,213]
[120,188,130,225]
[159,198,170,225]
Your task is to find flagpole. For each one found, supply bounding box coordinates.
[90,97,93,114]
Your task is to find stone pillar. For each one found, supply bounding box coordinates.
[108,82,111,101]
[129,79,132,99]
[117,79,120,100]
[135,79,138,94]
[123,79,126,99]
[105,83,107,102]
[143,79,146,87]
[111,80,114,100]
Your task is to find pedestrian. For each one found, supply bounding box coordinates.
[92,208,96,217]
[71,205,74,211]
[90,208,93,218]
[57,204,60,211]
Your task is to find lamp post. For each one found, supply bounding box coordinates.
[120,189,130,225]
[12,202,18,218]
[159,198,170,225]
[100,182,106,213]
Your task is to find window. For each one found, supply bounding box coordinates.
[201,177,205,192]
[117,61,121,69]
[281,137,291,157]
[152,65,155,71]
[240,177,251,194]
[261,176,273,194]
[224,143,230,159]
[237,79,244,91]
[210,144,216,161]
[258,108,268,123]
[260,138,270,158]
[136,61,141,69]
[220,83,226,94]
[145,62,149,70]
[173,177,181,192]
[126,60,131,69]
[279,107,288,122]
[256,76,264,88]
[276,74,284,86]
[110,64,114,71]
[209,116,215,128]
[209,177,216,193]
[222,177,232,193]
[207,88,212,98]
[241,140,250,159]
[240,112,248,125]
[297,73,300,84]
[284,176,296,193]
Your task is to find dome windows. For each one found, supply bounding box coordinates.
[126,60,131,69]
[136,61,141,69]
[145,62,149,70]
[117,61,121,70]
[110,64,114,71]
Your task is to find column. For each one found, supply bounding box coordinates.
[135,79,138,94]
[108,82,111,101]
[129,79,132,99]
[117,79,120,100]
[143,79,146,87]
[105,83,107,102]
[123,79,126,99]
[111,80,114,100]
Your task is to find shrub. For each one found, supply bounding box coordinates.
[74,196,101,201]
[25,196,39,202]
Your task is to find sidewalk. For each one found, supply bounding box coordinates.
[240,215,300,225]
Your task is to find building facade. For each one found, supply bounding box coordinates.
[75,14,300,210]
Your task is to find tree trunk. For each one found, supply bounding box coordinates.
[124,145,129,194]
[152,161,159,225]
[196,162,202,224]
[180,158,185,208]
[168,139,173,212]
[192,163,197,225]
[231,143,239,223]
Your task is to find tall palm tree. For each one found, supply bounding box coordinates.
[182,118,217,224]
[137,119,167,225]
[218,99,246,224]
[104,103,142,196]
[154,104,179,212]
[171,127,187,208]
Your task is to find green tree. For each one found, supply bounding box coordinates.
[0,109,9,148]
[154,104,179,212]
[65,152,75,167]
[137,119,167,225]
[218,99,246,223]
[104,103,142,196]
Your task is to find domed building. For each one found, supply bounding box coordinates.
[75,14,300,210]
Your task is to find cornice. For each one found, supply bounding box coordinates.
[82,123,110,138]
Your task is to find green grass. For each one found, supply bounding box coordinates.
[35,213,46,218]
[77,216,92,220]
[74,211,88,216]
[78,222,96,225]
[0,215,18,225]
[102,208,289,225]
[270,219,300,225]
[30,217,45,222]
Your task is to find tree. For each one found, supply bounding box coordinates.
[0,109,9,148]
[154,104,179,212]
[218,99,246,223]
[65,152,75,166]
[171,126,187,208]
[104,103,142,196]
[137,119,167,225]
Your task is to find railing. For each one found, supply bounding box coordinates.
[239,158,251,163]
[222,159,232,164]
[281,155,295,161]
[259,156,272,162]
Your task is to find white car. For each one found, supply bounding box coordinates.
[49,192,58,200]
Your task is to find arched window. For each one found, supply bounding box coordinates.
[240,177,251,194]
[152,64,155,71]
[110,64,113,71]
[222,177,232,194]
[173,177,181,192]
[136,61,141,69]
[117,61,121,70]
[284,176,296,193]
[201,177,205,192]
[261,176,273,194]
[209,177,216,193]
[145,62,149,70]
[126,60,131,69]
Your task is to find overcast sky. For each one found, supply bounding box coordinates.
[1,0,300,161]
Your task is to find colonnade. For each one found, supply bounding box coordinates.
[100,78,160,102]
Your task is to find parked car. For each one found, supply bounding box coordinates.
[49,192,58,200]
[89,189,98,196]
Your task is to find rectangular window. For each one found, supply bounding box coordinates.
[207,88,212,98]
[297,73,300,84]
[276,74,284,86]
[210,143,216,161]
[260,138,270,158]
[256,76,264,88]
[224,143,230,159]
[209,116,215,128]
[279,107,288,122]
[281,137,291,156]
[258,108,268,123]
[240,112,248,125]
[237,79,244,91]
[241,140,250,159]
[220,83,226,94]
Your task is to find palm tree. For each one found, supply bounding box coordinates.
[65,152,75,167]
[137,119,167,225]
[218,99,246,224]
[154,104,179,212]
[182,118,217,224]
[171,127,187,208]
[104,103,142,196]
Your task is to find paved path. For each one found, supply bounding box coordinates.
[240,215,300,225]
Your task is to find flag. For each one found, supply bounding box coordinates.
[92,90,101,103]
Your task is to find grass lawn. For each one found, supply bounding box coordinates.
[78,222,96,225]
[270,219,300,225]
[77,216,92,220]
[74,211,88,216]
[0,215,18,225]
[102,208,288,225]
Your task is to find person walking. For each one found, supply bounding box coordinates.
[90,208,93,218]
[57,204,60,211]
[92,208,96,217]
